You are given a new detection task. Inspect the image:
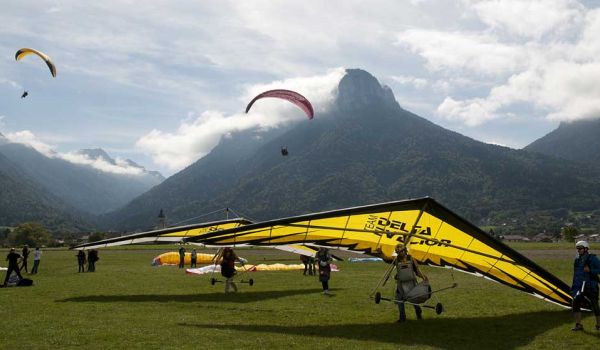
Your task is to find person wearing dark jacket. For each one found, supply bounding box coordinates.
[21,245,30,273]
[87,249,98,272]
[2,248,23,287]
[77,250,86,273]
[315,247,332,294]
[570,241,600,332]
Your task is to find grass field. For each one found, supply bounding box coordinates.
[1,244,599,349]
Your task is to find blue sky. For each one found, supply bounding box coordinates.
[2,0,600,177]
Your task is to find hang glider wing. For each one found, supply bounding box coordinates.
[70,218,327,259]
[72,218,252,250]
[184,197,572,307]
[15,48,57,77]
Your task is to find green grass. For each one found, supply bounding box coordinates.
[1,247,599,349]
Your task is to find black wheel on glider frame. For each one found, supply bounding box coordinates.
[248,278,254,286]
[375,292,382,304]
[435,303,444,315]
[210,277,217,285]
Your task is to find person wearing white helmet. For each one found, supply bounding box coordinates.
[570,240,600,331]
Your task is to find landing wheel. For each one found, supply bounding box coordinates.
[435,303,444,315]
[210,277,217,285]
[248,278,254,286]
[375,292,382,304]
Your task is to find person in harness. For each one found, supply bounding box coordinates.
[220,247,241,293]
[395,243,428,322]
[570,240,600,331]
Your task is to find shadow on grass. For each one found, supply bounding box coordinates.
[56,288,332,303]
[180,310,574,349]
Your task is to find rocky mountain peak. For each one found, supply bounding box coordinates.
[335,68,399,112]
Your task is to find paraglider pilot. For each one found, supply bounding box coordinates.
[395,243,428,322]
[570,240,600,331]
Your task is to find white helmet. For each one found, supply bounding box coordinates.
[575,241,589,249]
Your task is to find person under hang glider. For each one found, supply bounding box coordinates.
[281,147,288,156]
[21,91,28,99]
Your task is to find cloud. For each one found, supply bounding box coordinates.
[136,68,346,171]
[467,0,583,39]
[396,29,529,76]
[395,1,600,126]
[60,152,144,175]
[390,75,428,89]
[5,130,57,157]
[4,130,145,175]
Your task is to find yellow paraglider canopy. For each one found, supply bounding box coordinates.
[15,48,57,77]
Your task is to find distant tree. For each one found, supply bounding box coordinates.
[9,222,51,247]
[561,226,578,242]
[88,232,106,243]
[0,228,11,247]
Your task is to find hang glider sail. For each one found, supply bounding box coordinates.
[71,217,323,258]
[15,48,57,77]
[181,197,571,307]
[245,89,314,119]
[73,218,252,250]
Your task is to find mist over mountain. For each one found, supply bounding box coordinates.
[0,143,164,216]
[0,152,91,232]
[105,69,600,232]
[525,118,600,165]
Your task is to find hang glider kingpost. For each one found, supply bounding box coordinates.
[181,197,571,308]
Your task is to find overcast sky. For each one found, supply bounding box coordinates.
[2,0,600,177]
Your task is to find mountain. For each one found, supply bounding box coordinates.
[76,148,165,186]
[0,152,91,232]
[524,118,600,164]
[105,69,600,232]
[0,143,164,215]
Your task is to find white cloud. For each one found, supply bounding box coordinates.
[5,130,57,157]
[4,130,146,175]
[390,75,428,89]
[136,68,346,171]
[468,0,583,39]
[396,29,529,76]
[394,1,600,127]
[60,152,144,175]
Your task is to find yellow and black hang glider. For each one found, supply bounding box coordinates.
[73,218,252,250]
[182,197,572,308]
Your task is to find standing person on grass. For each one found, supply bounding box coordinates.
[191,248,198,268]
[315,247,332,294]
[570,241,600,332]
[219,247,241,293]
[30,247,42,274]
[394,243,427,323]
[77,250,86,273]
[2,248,23,287]
[21,245,30,273]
